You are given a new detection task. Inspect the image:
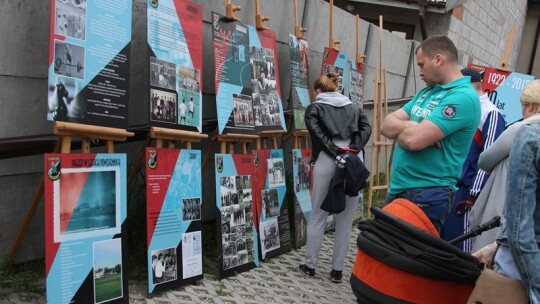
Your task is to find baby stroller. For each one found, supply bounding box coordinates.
[350,198,516,304]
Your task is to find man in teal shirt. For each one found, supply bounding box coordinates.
[381,35,480,232]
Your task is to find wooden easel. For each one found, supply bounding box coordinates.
[367,16,392,218]
[6,121,134,266]
[329,0,340,50]
[150,127,207,149]
[293,0,307,39]
[257,130,287,150]
[254,0,269,30]
[225,0,241,21]
[499,26,516,71]
[293,130,310,150]
[218,133,259,154]
[356,15,366,70]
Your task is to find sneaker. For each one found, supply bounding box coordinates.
[298,264,315,277]
[329,269,342,283]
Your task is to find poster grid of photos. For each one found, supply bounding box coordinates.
[220,175,256,270]
[250,46,281,128]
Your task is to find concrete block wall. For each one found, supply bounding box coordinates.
[447,0,528,69]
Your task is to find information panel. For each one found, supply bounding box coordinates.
[47,0,131,128]
[290,149,312,248]
[215,154,259,278]
[212,13,286,135]
[145,148,203,294]
[252,149,290,260]
[348,59,365,107]
[288,35,311,130]
[320,47,349,95]
[45,153,128,304]
[147,0,203,132]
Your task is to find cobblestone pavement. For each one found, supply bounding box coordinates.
[2,229,359,304]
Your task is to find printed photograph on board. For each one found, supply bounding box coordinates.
[233,94,254,128]
[182,198,201,221]
[54,168,120,243]
[267,158,285,187]
[177,89,200,126]
[295,157,312,193]
[150,88,177,124]
[261,188,279,220]
[93,238,123,304]
[260,218,280,255]
[53,40,85,80]
[178,66,200,93]
[323,64,344,92]
[150,247,178,286]
[55,0,87,40]
[150,57,176,91]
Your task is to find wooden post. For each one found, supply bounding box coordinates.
[217,133,259,154]
[225,0,241,21]
[5,122,134,266]
[499,26,516,71]
[356,15,366,66]
[150,127,207,150]
[293,130,310,150]
[293,0,307,39]
[256,130,286,150]
[367,16,391,218]
[329,0,340,50]
[255,0,269,30]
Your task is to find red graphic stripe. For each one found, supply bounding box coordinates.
[175,1,203,92]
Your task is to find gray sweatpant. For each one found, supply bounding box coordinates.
[303,138,359,271]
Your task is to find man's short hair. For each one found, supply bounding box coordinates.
[416,35,458,63]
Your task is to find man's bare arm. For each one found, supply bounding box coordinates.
[397,119,445,151]
[381,109,414,139]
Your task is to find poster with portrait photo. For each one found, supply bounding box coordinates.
[150,57,176,91]
[93,239,123,304]
[48,0,131,128]
[146,148,203,293]
[53,40,85,80]
[45,153,128,304]
[182,198,201,221]
[150,247,177,286]
[55,0,87,40]
[252,149,290,260]
[150,88,177,124]
[215,154,258,279]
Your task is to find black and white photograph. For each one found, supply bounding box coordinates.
[54,40,85,80]
[178,66,200,93]
[252,93,262,126]
[232,94,254,128]
[262,188,279,220]
[47,76,85,122]
[182,198,201,221]
[150,57,176,90]
[295,216,307,245]
[259,93,281,126]
[349,69,364,106]
[260,218,280,254]
[150,247,177,286]
[55,0,87,40]
[295,157,311,192]
[220,176,238,207]
[150,89,177,124]
[267,158,285,187]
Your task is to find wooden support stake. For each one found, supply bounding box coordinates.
[293,130,310,150]
[500,26,516,71]
[329,0,340,49]
[255,0,269,30]
[218,133,259,154]
[293,0,307,39]
[256,130,286,150]
[356,15,366,65]
[225,0,241,21]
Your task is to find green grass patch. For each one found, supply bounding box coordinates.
[94,273,122,303]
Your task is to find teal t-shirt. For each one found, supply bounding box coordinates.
[389,76,481,194]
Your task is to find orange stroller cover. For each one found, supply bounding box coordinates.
[350,199,475,304]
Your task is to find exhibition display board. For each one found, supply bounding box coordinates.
[288,35,310,130]
[145,148,203,294]
[348,59,365,107]
[45,153,128,304]
[290,149,312,248]
[47,0,132,128]
[212,12,286,135]
[468,64,534,125]
[147,0,204,132]
[215,153,258,279]
[251,149,291,260]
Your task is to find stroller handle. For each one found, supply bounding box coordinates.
[448,216,501,245]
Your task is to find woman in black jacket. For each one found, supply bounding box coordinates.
[299,72,372,283]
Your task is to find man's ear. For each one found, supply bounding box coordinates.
[434,53,444,67]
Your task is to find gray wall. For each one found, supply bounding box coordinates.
[0,0,524,262]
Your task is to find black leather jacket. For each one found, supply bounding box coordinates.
[305,101,372,161]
